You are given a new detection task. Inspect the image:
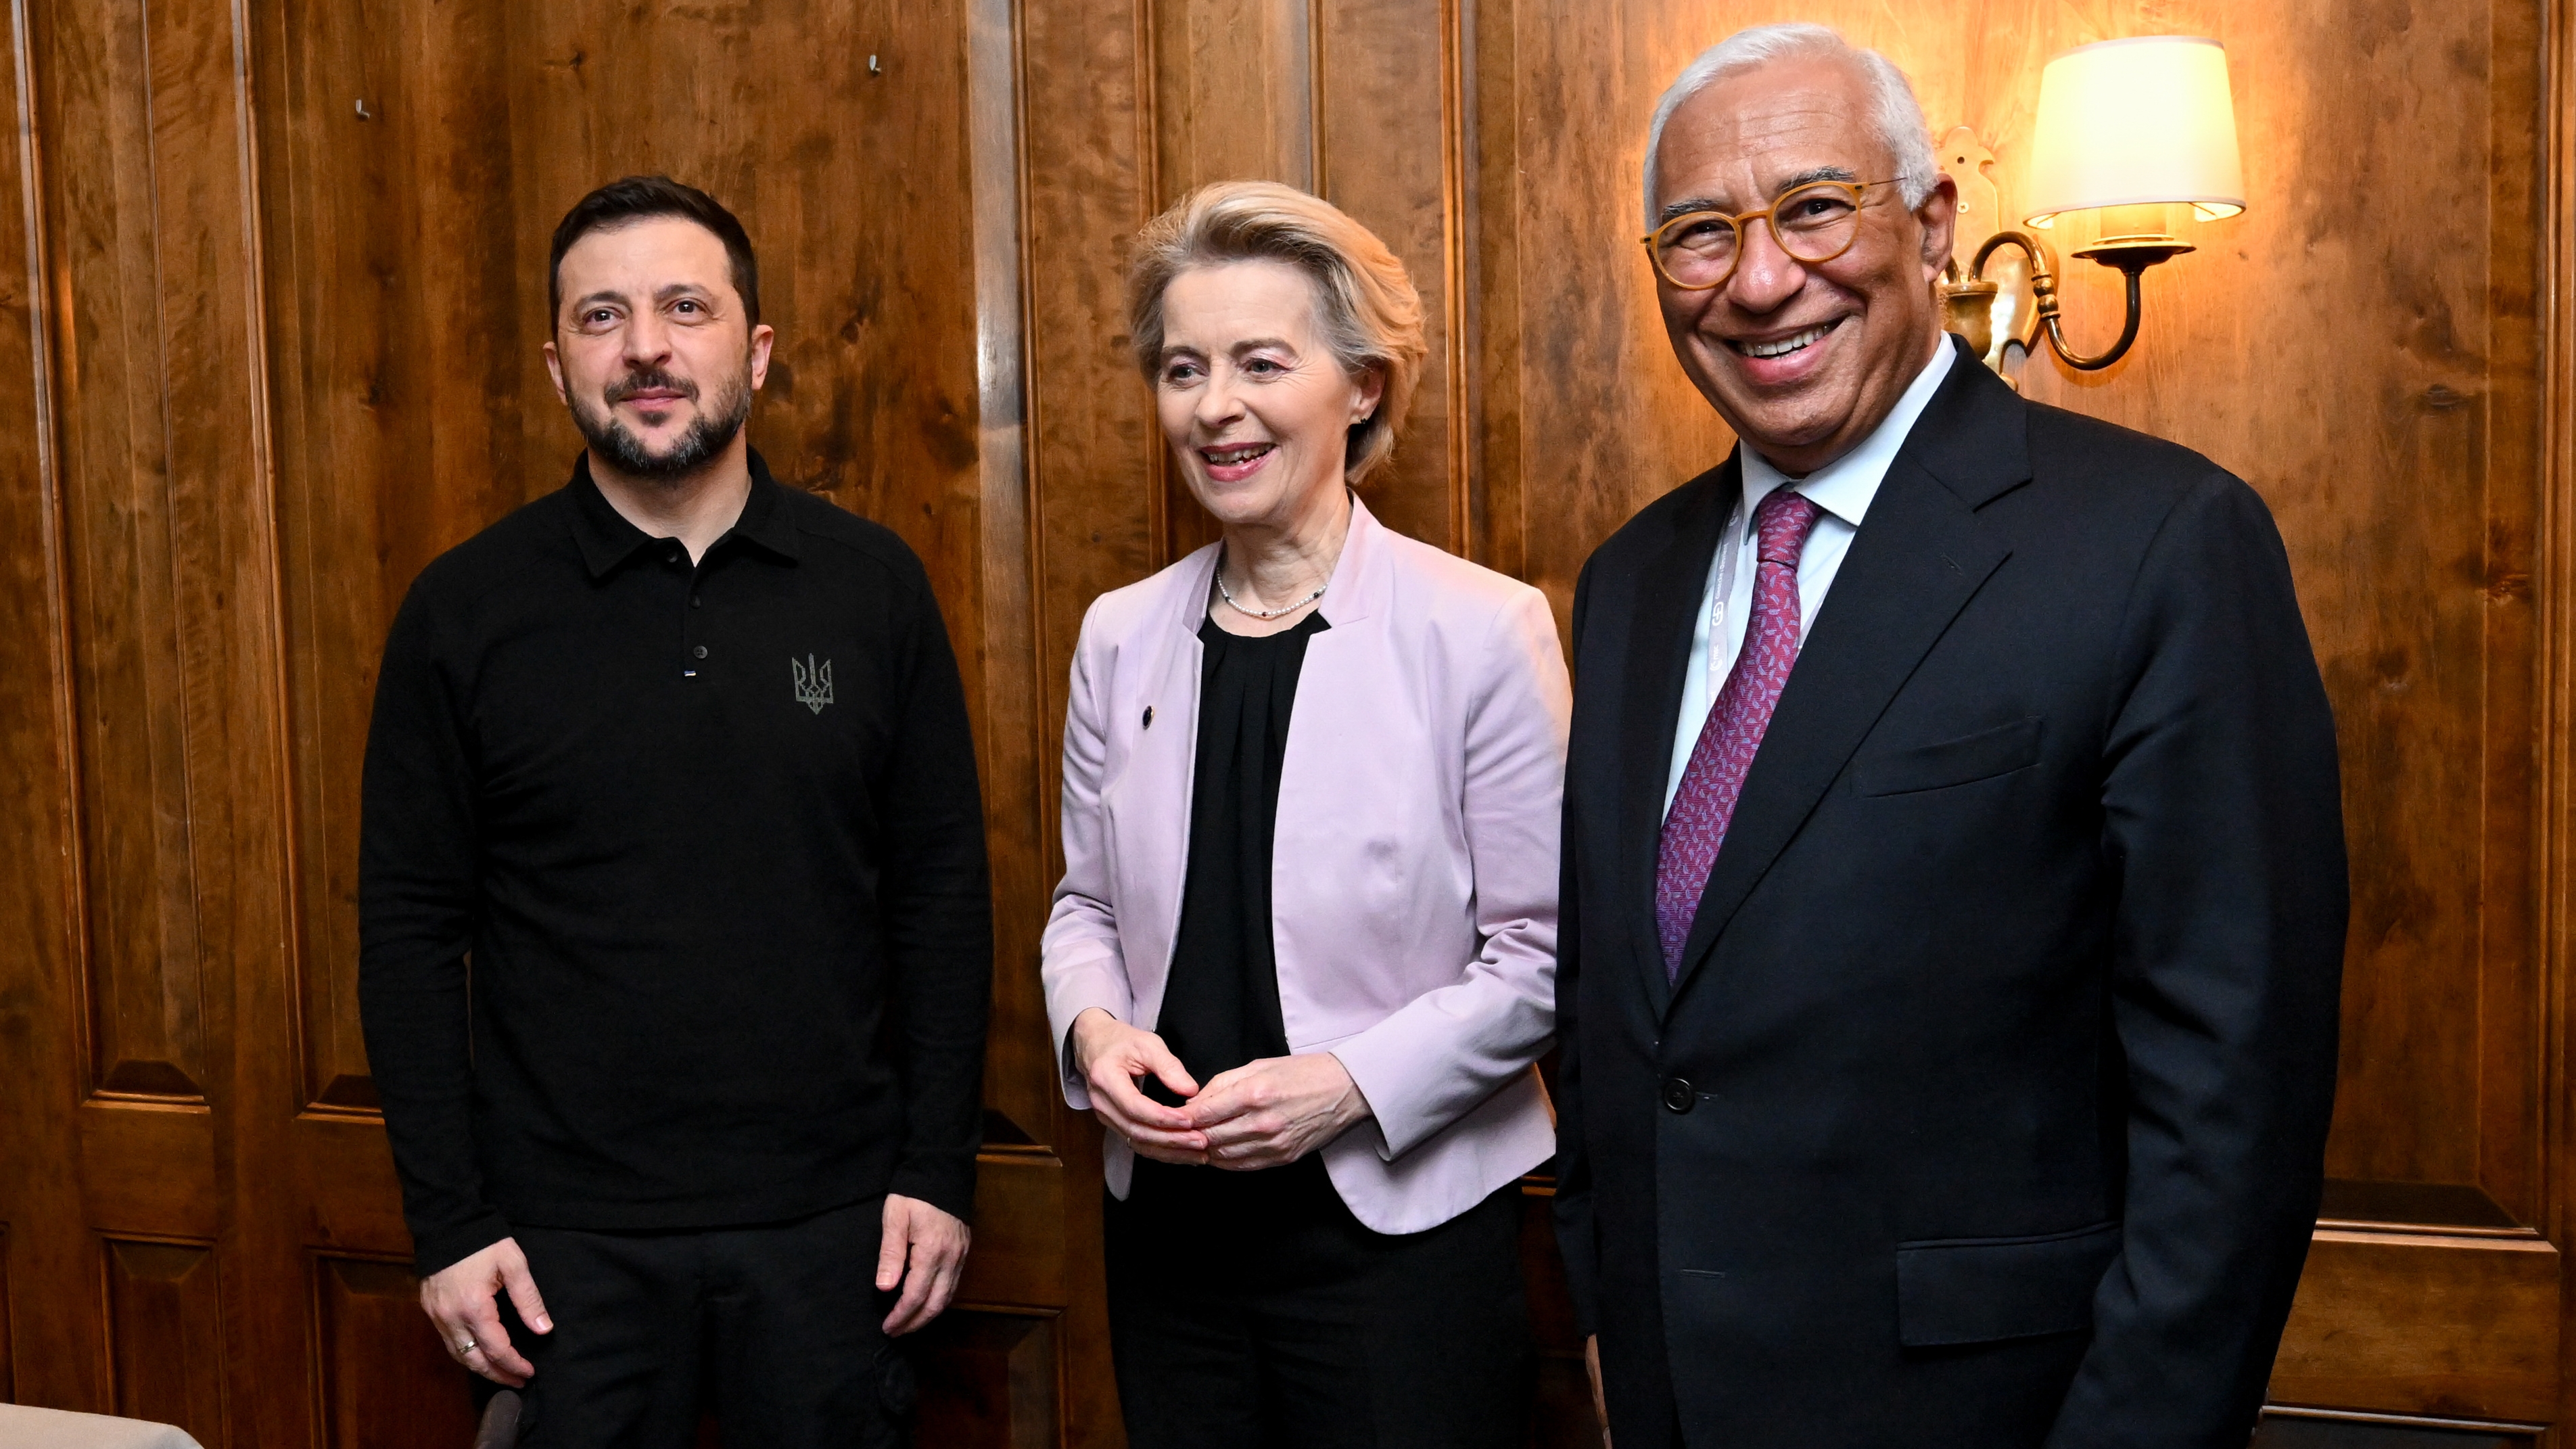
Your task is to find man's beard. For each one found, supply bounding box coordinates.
[571,364,753,481]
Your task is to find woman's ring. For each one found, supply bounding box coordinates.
[458,1338,478,1354]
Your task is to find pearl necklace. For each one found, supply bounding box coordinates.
[1215,554,1329,620]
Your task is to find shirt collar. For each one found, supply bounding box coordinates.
[1739,336,1957,528]
[567,446,802,579]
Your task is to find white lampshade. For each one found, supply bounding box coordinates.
[2024,36,2245,228]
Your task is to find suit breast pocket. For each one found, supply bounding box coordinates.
[1854,716,2042,797]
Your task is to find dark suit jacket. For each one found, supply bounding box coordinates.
[1552,338,2347,1449]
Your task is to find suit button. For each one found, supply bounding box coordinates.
[1662,1077,1694,1113]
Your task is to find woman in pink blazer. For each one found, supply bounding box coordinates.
[1041,181,1570,1446]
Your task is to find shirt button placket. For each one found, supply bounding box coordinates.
[675,546,705,678]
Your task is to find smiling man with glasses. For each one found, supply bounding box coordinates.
[1551,23,2348,1449]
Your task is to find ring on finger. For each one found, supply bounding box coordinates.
[458,1339,479,1355]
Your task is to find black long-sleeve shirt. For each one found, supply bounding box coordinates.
[358,451,991,1276]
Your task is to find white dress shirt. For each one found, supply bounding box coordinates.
[1665,340,1957,814]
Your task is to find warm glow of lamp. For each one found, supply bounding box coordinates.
[1939,34,2247,374]
[2025,36,2245,229]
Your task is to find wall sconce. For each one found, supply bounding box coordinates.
[1943,36,2245,373]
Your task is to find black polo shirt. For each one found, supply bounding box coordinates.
[358,451,991,1276]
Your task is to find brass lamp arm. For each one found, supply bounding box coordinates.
[1969,229,2145,372]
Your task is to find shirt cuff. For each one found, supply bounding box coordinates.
[411,1210,517,1281]
[889,1153,979,1226]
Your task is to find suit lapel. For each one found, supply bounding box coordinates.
[1666,349,2028,1008]
[1617,459,1737,1018]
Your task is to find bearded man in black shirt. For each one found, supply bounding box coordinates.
[358,176,992,1449]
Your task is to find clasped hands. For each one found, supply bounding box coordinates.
[1069,1007,1372,1168]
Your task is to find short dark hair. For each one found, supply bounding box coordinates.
[548,175,761,327]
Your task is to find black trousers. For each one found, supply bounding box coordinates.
[492,1196,912,1449]
[1104,1157,1533,1449]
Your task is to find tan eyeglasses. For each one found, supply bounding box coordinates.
[1642,179,1900,291]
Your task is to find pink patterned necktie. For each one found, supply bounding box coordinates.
[1657,486,1824,981]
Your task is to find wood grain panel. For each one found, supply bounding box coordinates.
[0,0,117,1412]
[312,1256,477,1449]
[957,1153,1070,1307]
[2271,1230,2561,1423]
[257,0,522,1115]
[1152,0,1315,202]
[103,1239,226,1443]
[1020,0,1161,766]
[291,1115,411,1257]
[77,1102,216,1241]
[1466,0,1526,576]
[964,0,1059,1162]
[1314,0,1463,551]
[917,1309,1060,1449]
[1146,0,1307,565]
[1015,1,1156,1438]
[36,0,227,1103]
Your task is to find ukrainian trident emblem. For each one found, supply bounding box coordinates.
[792,654,834,714]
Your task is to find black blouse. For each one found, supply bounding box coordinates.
[1148,610,1332,1109]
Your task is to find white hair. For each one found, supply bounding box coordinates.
[1643,23,1940,229]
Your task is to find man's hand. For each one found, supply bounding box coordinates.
[1185,1052,1371,1170]
[1585,1334,1612,1446]
[878,1194,971,1336]
[1069,1007,1210,1164]
[420,1237,551,1387]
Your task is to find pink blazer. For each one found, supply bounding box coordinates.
[1042,497,1570,1234]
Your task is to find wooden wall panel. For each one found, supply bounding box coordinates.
[16,0,302,1442]
[258,0,523,1115]
[1153,0,1315,200]
[965,0,1062,1159]
[1313,0,1465,552]
[916,1309,1060,1449]
[0,0,114,1414]
[2272,1230,2562,1423]
[1019,0,1161,735]
[1463,0,1526,577]
[311,1256,478,1449]
[103,1239,227,1443]
[76,1103,216,1241]
[39,0,227,1103]
[1134,0,1474,562]
[1015,1,1155,1438]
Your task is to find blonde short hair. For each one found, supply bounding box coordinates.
[1127,181,1426,486]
